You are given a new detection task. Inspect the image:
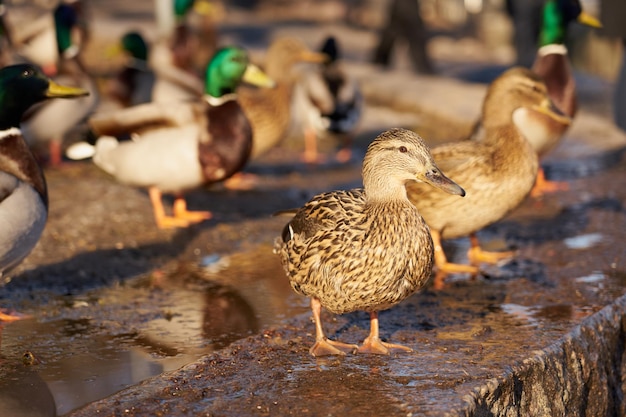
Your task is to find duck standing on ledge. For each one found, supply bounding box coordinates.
[295,35,363,163]
[69,46,274,229]
[20,2,98,167]
[526,0,601,196]
[274,128,464,356]
[470,0,601,197]
[0,64,88,320]
[238,37,328,161]
[105,31,155,108]
[408,67,571,278]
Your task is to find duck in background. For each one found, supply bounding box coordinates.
[238,37,328,161]
[104,31,155,109]
[0,64,88,321]
[67,46,274,229]
[20,1,98,167]
[471,0,601,197]
[151,0,221,103]
[407,67,571,281]
[5,2,58,76]
[526,0,601,196]
[295,35,363,164]
[274,128,464,356]
[0,0,14,67]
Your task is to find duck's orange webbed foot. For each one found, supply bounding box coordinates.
[310,338,358,357]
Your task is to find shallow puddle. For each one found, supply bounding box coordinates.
[0,245,307,416]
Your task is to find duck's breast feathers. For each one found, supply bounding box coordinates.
[0,171,47,276]
[279,189,432,314]
[199,99,253,182]
[0,128,47,205]
[531,52,576,116]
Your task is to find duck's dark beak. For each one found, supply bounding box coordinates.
[423,167,466,197]
[46,80,89,98]
[242,63,276,88]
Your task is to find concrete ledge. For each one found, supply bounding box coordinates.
[461,294,626,417]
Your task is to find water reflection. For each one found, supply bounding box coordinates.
[0,261,281,416]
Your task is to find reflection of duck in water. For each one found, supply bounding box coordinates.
[136,273,259,356]
[0,358,56,417]
[202,285,259,350]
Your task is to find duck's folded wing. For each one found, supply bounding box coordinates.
[89,101,199,136]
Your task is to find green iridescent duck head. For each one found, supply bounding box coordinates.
[539,0,602,46]
[204,46,275,98]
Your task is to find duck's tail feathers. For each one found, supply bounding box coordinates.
[65,141,96,160]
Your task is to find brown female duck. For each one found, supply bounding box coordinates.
[408,67,571,276]
[238,37,328,160]
[274,128,464,356]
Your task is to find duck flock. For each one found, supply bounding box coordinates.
[0,0,603,355]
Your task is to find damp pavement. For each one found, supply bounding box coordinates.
[1,1,626,416]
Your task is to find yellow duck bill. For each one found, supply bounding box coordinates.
[242,64,276,89]
[46,80,90,98]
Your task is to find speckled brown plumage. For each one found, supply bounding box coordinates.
[239,37,327,160]
[274,128,464,356]
[408,67,570,276]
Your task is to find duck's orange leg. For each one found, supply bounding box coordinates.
[172,196,212,223]
[466,233,515,265]
[358,311,412,355]
[301,126,325,164]
[0,310,30,322]
[432,230,479,274]
[309,298,358,357]
[530,168,569,198]
[222,172,259,190]
[149,187,191,229]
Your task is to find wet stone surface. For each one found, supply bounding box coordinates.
[1,0,626,416]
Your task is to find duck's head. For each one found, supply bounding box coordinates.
[482,67,572,130]
[204,46,275,98]
[320,36,339,65]
[0,64,89,130]
[54,3,80,59]
[174,0,194,17]
[363,128,465,199]
[120,31,149,62]
[539,0,601,46]
[264,37,329,78]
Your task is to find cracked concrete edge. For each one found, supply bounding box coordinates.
[452,293,626,417]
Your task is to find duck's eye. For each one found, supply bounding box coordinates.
[21,68,34,78]
[399,146,408,153]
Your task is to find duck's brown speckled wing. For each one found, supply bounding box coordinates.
[275,187,432,315]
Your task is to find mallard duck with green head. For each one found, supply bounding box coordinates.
[274,128,464,356]
[68,46,274,229]
[105,31,155,108]
[0,64,88,320]
[20,2,98,167]
[151,0,219,104]
[408,67,571,278]
[526,0,601,196]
